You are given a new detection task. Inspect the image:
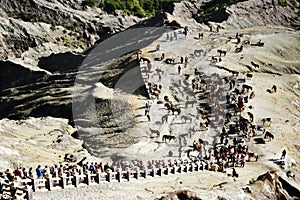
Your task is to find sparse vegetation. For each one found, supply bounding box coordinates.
[82,0,99,7]
[79,43,86,50]
[194,0,248,22]
[97,0,181,17]
[278,0,288,6]
[76,35,82,40]
[60,36,68,43]
[50,22,56,31]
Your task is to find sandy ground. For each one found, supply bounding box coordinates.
[122,26,300,168]
[54,25,300,199]
[1,25,299,199]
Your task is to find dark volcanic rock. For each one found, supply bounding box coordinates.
[0,60,47,90]
[0,0,142,60]
[38,52,85,73]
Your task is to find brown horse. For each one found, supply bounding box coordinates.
[264,130,274,141]
[262,118,272,126]
[250,91,255,99]
[171,107,181,115]
[181,115,192,123]
[161,115,168,123]
[165,103,181,115]
[246,152,259,161]
[235,106,245,115]
[198,138,209,146]
[199,122,208,131]
[149,128,160,137]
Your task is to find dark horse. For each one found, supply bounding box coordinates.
[235,45,243,53]
[262,118,272,126]
[217,49,227,56]
[264,130,274,141]
[165,103,181,115]
[162,135,176,142]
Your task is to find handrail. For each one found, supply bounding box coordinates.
[1,161,210,200]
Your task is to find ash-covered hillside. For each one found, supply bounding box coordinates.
[0,0,299,161]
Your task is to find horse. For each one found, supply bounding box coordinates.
[155,68,164,75]
[232,71,239,76]
[152,88,161,94]
[242,84,253,92]
[217,49,227,56]
[198,33,203,39]
[251,40,264,47]
[246,73,253,79]
[165,58,175,64]
[150,91,159,99]
[185,100,197,108]
[247,112,254,123]
[246,152,259,162]
[194,49,204,57]
[235,106,245,115]
[262,118,272,126]
[199,122,208,131]
[161,114,168,123]
[171,106,181,115]
[243,40,250,45]
[250,91,255,99]
[198,138,209,146]
[179,135,188,146]
[141,69,153,74]
[140,57,151,63]
[162,135,176,142]
[235,45,243,53]
[264,131,274,141]
[165,102,181,115]
[272,85,277,93]
[251,61,259,69]
[149,128,160,137]
[181,115,192,123]
[164,96,170,102]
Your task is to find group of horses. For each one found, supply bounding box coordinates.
[142,32,275,168]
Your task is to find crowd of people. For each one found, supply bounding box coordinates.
[139,29,276,179]
[0,28,288,199]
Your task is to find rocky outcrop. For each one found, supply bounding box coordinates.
[0,60,48,91]
[250,171,300,199]
[0,0,142,61]
[157,190,202,200]
[222,0,300,29]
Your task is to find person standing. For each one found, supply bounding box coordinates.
[156,44,160,51]
[240,155,246,167]
[272,85,277,93]
[145,101,151,115]
[232,168,238,178]
[180,56,184,64]
[178,65,181,75]
[173,31,178,40]
[280,149,286,160]
[36,165,43,179]
[146,114,151,122]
